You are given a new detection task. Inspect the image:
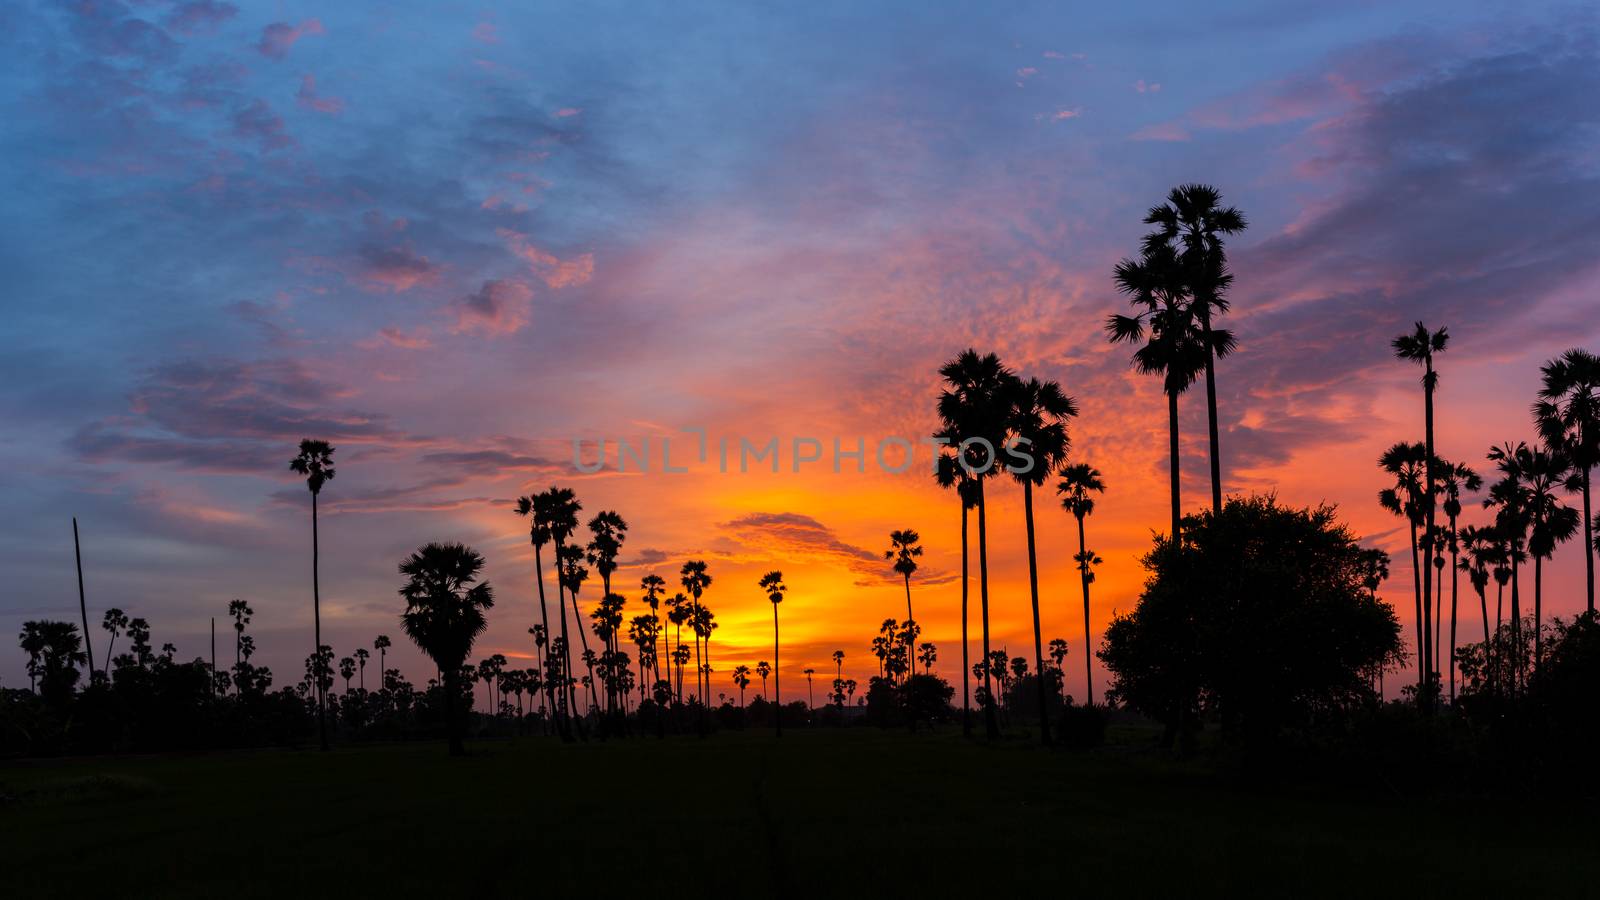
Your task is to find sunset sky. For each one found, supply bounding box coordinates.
[3,1,1598,700]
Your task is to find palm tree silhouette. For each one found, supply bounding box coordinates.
[732,664,751,707]
[290,438,336,751]
[1437,460,1481,701]
[1379,441,1431,696]
[353,647,368,691]
[1107,245,1214,542]
[935,453,979,736]
[666,592,690,703]
[1519,445,1578,671]
[1002,375,1077,744]
[1140,184,1247,512]
[20,620,86,703]
[760,569,786,737]
[802,667,816,708]
[755,660,772,700]
[1392,323,1448,701]
[339,656,356,693]
[557,544,599,716]
[514,494,565,736]
[398,542,495,756]
[937,349,1013,739]
[586,510,628,712]
[1457,525,1495,670]
[1486,443,1533,691]
[884,530,923,630]
[100,607,127,673]
[1058,463,1105,705]
[1536,348,1600,613]
[228,599,253,689]
[640,574,667,695]
[831,649,844,706]
[680,560,712,706]
[543,488,594,723]
[373,635,391,691]
[918,642,937,674]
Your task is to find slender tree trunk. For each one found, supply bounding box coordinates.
[1408,518,1423,698]
[1022,482,1051,745]
[211,617,216,698]
[960,496,971,737]
[1422,365,1436,704]
[312,490,328,751]
[1449,523,1459,703]
[977,481,999,739]
[1534,554,1544,675]
[1435,562,1444,688]
[774,604,782,738]
[1076,513,1093,706]
[1494,580,1504,696]
[444,668,464,756]
[1167,387,1182,542]
[1510,559,1522,695]
[1198,306,1223,512]
[534,545,564,739]
[73,518,94,682]
[1584,461,1594,613]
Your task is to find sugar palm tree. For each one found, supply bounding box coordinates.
[802,667,816,708]
[680,560,712,706]
[732,664,751,707]
[398,542,495,756]
[937,349,1013,739]
[1457,525,1494,670]
[666,593,689,702]
[353,647,369,691]
[19,620,86,703]
[1486,444,1532,691]
[1535,348,1600,613]
[1437,460,1481,702]
[373,635,391,688]
[339,656,356,693]
[884,530,923,628]
[1140,184,1247,511]
[640,574,667,691]
[1392,323,1448,699]
[1379,441,1430,698]
[1107,245,1215,542]
[100,607,128,673]
[760,570,786,737]
[935,452,980,736]
[1057,463,1105,705]
[557,543,598,716]
[1520,445,1578,671]
[543,488,592,724]
[514,494,565,736]
[290,438,336,751]
[1002,375,1078,744]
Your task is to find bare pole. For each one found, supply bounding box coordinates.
[74,518,94,680]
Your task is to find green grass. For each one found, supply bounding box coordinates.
[3,727,1593,897]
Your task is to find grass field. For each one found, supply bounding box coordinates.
[3,727,1594,898]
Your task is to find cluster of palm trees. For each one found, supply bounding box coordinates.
[1379,341,1598,704]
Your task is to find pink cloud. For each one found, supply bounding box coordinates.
[472,22,499,44]
[296,74,344,114]
[360,327,432,350]
[1130,121,1190,141]
[258,19,324,60]
[555,107,582,118]
[499,228,595,289]
[450,279,534,336]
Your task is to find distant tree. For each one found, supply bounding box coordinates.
[1437,460,1482,701]
[339,656,356,693]
[1058,462,1106,705]
[514,493,564,735]
[1535,348,1600,612]
[1101,496,1403,748]
[228,599,254,679]
[100,607,128,673]
[731,665,751,707]
[755,660,772,700]
[399,542,495,756]
[917,642,937,675]
[680,561,713,706]
[935,455,980,736]
[802,667,816,708]
[884,529,923,628]
[1379,441,1433,698]
[20,621,86,704]
[1392,323,1449,703]
[353,647,369,691]
[290,437,336,751]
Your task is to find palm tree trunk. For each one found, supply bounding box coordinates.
[1449,528,1459,703]
[1422,366,1436,703]
[1076,513,1093,706]
[312,489,328,751]
[1022,481,1051,745]
[1166,387,1182,541]
[1584,460,1594,613]
[1198,307,1223,512]
[73,518,93,682]
[773,605,782,738]
[960,495,971,737]
[1493,580,1504,696]
[1534,554,1544,675]
[976,480,999,739]
[1510,558,1522,695]
[1435,563,1444,688]
[444,667,464,756]
[1408,518,1423,698]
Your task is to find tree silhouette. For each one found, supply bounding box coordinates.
[1516,445,1578,672]
[1392,323,1448,702]
[398,542,495,756]
[1379,441,1432,698]
[586,510,628,714]
[680,560,712,707]
[884,529,922,631]
[374,635,391,690]
[290,438,336,750]
[515,493,566,735]
[937,349,1013,739]
[1535,348,1600,613]
[1437,460,1481,701]
[1107,243,1214,542]
[339,656,356,693]
[640,574,667,696]
[918,642,937,674]
[831,649,844,706]
[935,455,980,736]
[353,647,369,691]
[228,599,253,691]
[666,592,690,703]
[1002,374,1077,744]
[1141,184,1247,512]
[732,664,751,707]
[758,569,782,728]
[20,620,85,704]
[802,667,816,708]
[1486,444,1533,692]
[100,607,128,674]
[1058,462,1106,705]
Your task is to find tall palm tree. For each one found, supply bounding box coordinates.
[373,634,391,690]
[665,593,689,702]
[937,349,1013,739]
[732,664,751,707]
[1141,184,1248,512]
[354,647,369,691]
[1392,323,1448,700]
[1437,460,1481,702]
[1520,445,1579,671]
[1535,348,1600,613]
[19,620,86,704]
[100,607,127,673]
[640,574,667,692]
[1457,525,1494,667]
[802,667,816,708]
[884,530,923,628]
[1107,245,1216,542]
[935,453,979,737]
[558,543,598,715]
[831,649,844,704]
[586,511,628,715]
[680,561,712,707]
[760,570,786,737]
[1379,441,1430,697]
[398,542,495,756]
[1057,463,1106,705]
[1002,375,1078,745]
[542,488,591,724]
[514,494,565,737]
[228,599,253,685]
[1486,443,1532,691]
[289,438,336,751]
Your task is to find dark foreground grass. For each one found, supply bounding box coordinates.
[3,727,1594,898]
